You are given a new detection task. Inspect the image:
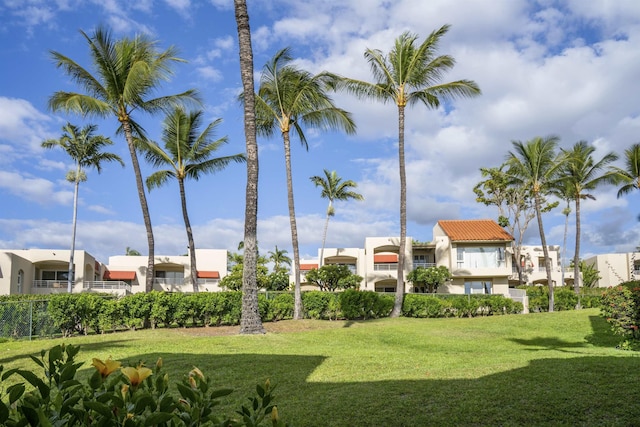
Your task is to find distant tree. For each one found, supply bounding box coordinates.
[125,247,141,256]
[234,0,265,334]
[559,141,618,295]
[265,270,291,291]
[141,107,245,292]
[253,47,355,319]
[304,265,363,292]
[474,164,539,285]
[268,246,292,273]
[310,169,363,267]
[580,261,602,288]
[42,122,124,292]
[220,253,269,291]
[49,26,199,292]
[407,266,451,293]
[612,143,640,198]
[506,136,565,311]
[335,26,481,317]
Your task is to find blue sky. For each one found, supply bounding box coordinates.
[1,0,639,263]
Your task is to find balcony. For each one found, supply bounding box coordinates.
[84,281,131,293]
[413,262,436,269]
[374,263,398,271]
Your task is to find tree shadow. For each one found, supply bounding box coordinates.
[0,339,133,365]
[585,315,622,348]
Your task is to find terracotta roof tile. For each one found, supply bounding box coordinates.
[103,270,136,280]
[300,263,318,271]
[438,219,513,242]
[197,271,220,279]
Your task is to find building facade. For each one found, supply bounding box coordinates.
[584,252,640,287]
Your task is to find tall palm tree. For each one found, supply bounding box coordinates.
[336,26,481,317]
[141,107,245,292]
[42,122,124,292]
[310,169,364,267]
[560,141,618,295]
[48,26,199,292]
[612,143,640,198]
[506,136,565,311]
[268,245,292,273]
[253,47,356,320]
[234,0,265,334]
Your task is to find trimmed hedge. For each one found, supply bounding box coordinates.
[402,294,523,318]
[522,285,602,312]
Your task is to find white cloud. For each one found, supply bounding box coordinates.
[0,97,52,151]
[0,171,72,205]
[196,66,223,82]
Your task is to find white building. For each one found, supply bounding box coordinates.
[584,252,640,287]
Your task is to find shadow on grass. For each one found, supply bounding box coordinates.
[586,315,622,348]
[507,336,589,353]
[109,351,640,427]
[0,339,134,365]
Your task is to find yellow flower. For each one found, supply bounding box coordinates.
[91,358,122,378]
[121,384,129,399]
[121,366,153,387]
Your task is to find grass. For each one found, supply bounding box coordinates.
[2,309,640,426]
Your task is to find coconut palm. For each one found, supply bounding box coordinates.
[506,136,565,311]
[335,26,481,317]
[48,26,199,292]
[42,123,124,292]
[310,169,364,267]
[612,143,640,198]
[268,245,292,273]
[234,0,265,334]
[253,47,356,319]
[560,141,618,295]
[141,107,245,292]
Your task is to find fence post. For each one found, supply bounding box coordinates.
[29,300,33,341]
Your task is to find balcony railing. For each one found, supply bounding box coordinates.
[374,263,398,271]
[197,278,220,285]
[84,281,131,292]
[154,278,187,286]
[33,280,69,289]
[413,262,436,269]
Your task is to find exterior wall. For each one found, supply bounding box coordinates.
[107,249,228,293]
[364,237,413,292]
[512,245,576,287]
[584,252,640,287]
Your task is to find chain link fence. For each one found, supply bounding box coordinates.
[0,300,58,340]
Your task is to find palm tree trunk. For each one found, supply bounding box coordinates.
[561,206,569,287]
[391,105,407,318]
[283,131,303,319]
[235,0,265,334]
[319,202,331,267]
[535,191,554,312]
[573,197,582,297]
[122,120,155,292]
[67,168,80,293]
[179,178,198,292]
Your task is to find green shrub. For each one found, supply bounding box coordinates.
[339,290,391,320]
[0,344,286,426]
[261,293,293,322]
[600,282,640,348]
[302,292,340,320]
[150,291,178,328]
[553,287,579,311]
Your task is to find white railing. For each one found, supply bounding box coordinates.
[32,280,69,289]
[84,281,131,292]
[153,278,187,286]
[197,278,220,285]
[413,262,436,269]
[374,263,398,271]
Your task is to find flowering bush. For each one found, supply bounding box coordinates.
[0,344,286,426]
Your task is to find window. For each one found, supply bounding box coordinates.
[17,270,23,294]
[42,271,69,281]
[464,281,492,294]
[457,247,506,268]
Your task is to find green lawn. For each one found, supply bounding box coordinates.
[2,309,639,426]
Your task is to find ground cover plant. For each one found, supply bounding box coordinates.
[2,309,638,426]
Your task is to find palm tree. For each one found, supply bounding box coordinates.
[310,169,364,267]
[42,122,124,292]
[336,26,481,317]
[560,141,618,295]
[48,26,199,292]
[268,245,292,272]
[253,47,356,320]
[612,143,640,198]
[141,107,245,292]
[506,136,565,311]
[125,247,141,256]
[234,0,265,334]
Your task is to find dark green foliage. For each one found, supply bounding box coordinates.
[0,344,286,426]
[522,285,602,312]
[304,265,363,292]
[402,294,523,318]
[600,281,640,348]
[339,290,393,320]
[302,291,340,320]
[260,293,294,321]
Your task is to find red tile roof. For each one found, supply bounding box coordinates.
[300,264,318,271]
[374,254,398,263]
[438,219,513,242]
[197,271,220,279]
[103,270,136,280]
